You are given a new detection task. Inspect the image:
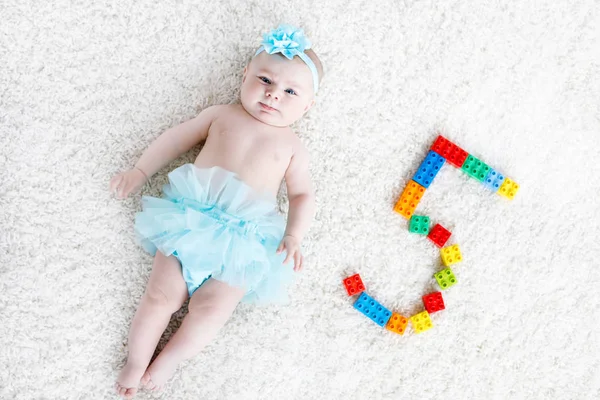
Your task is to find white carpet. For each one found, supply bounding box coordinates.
[1,0,600,399]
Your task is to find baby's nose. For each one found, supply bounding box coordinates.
[266,90,279,100]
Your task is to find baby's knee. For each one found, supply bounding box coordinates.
[188,296,232,322]
[144,283,182,313]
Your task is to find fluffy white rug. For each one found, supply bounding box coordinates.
[1,0,599,399]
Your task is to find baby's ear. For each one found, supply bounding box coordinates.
[242,66,248,82]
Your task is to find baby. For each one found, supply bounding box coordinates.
[110,25,322,398]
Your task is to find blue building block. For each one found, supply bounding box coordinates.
[412,150,446,188]
[353,292,392,327]
[483,168,506,192]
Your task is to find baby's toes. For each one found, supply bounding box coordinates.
[115,384,124,396]
[140,372,149,386]
[115,383,137,399]
[140,371,155,389]
[124,388,138,399]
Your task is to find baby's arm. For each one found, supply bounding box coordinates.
[282,143,316,242]
[110,106,220,199]
[277,143,315,270]
[134,106,220,178]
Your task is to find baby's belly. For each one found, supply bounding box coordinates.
[193,149,284,197]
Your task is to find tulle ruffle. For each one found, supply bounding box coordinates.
[134,164,294,304]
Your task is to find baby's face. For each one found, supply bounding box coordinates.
[241,52,315,127]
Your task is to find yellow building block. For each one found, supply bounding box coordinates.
[386,312,409,335]
[393,180,426,219]
[498,177,519,200]
[440,244,462,267]
[410,311,433,333]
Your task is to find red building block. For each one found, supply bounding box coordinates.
[428,223,451,248]
[343,274,365,296]
[431,135,468,168]
[423,292,445,313]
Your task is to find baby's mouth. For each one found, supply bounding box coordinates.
[259,102,277,112]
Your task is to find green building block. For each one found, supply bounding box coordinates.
[462,154,491,182]
[409,215,430,235]
[434,267,457,290]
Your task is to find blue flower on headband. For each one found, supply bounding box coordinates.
[260,24,312,60]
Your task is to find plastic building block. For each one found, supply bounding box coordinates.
[353,292,392,327]
[434,267,457,290]
[422,292,445,313]
[343,274,365,296]
[410,311,433,333]
[386,312,409,335]
[394,180,426,219]
[427,223,451,248]
[483,168,506,192]
[412,150,446,188]
[440,244,462,267]
[461,154,491,182]
[431,135,469,168]
[498,177,519,200]
[409,215,430,235]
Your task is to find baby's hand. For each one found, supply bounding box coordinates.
[277,235,304,271]
[109,167,148,199]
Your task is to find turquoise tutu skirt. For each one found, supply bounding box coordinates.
[134,164,294,304]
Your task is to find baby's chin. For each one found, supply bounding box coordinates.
[242,103,290,127]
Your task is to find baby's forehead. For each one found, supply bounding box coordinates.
[251,53,313,85]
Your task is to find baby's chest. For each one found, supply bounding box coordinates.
[210,126,292,161]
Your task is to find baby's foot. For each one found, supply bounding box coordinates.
[115,362,146,399]
[140,359,178,392]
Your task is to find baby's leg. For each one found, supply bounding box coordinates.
[116,251,188,399]
[140,279,245,391]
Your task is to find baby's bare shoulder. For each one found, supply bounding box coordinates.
[205,104,245,129]
[286,129,308,153]
[208,104,238,117]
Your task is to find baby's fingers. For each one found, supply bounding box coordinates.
[121,180,138,199]
[293,252,301,271]
[109,175,123,195]
[116,178,134,199]
[282,249,293,265]
[118,186,130,199]
[277,242,285,254]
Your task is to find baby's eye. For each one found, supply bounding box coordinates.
[259,76,271,84]
[285,89,296,95]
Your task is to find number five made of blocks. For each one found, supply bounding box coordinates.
[343,134,519,336]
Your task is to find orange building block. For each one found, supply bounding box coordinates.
[394,180,426,219]
[386,312,409,335]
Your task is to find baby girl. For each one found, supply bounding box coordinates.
[110,25,322,398]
